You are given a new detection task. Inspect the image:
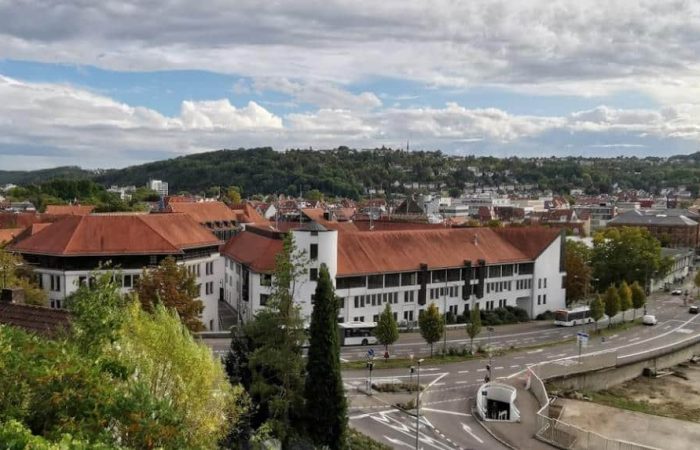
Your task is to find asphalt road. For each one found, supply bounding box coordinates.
[344,292,700,450]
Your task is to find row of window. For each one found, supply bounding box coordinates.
[336,263,535,291]
[486,281,511,294]
[538,278,548,289]
[429,285,460,300]
[537,294,548,305]
[351,298,514,323]
[516,279,532,290]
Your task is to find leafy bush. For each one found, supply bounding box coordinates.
[536,310,555,321]
[479,306,529,326]
[347,428,392,450]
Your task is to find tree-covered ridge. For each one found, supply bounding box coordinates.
[94,148,700,198]
[4,148,700,200]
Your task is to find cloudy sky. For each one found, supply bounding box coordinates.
[1,0,699,169]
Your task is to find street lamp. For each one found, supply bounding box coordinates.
[415,358,424,450]
[487,326,495,381]
[366,358,375,396]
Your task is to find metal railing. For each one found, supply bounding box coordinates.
[528,368,659,450]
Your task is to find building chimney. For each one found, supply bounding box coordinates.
[1,288,25,304]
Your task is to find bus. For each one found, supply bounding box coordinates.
[554,306,593,326]
[338,321,378,346]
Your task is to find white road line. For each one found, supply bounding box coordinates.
[527,349,543,354]
[422,407,471,417]
[461,423,484,444]
[494,366,504,370]
[458,370,470,374]
[456,380,469,384]
[510,365,520,368]
[477,368,486,372]
[627,337,640,343]
[433,382,446,387]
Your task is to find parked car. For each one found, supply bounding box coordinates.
[689,306,699,314]
[672,289,683,295]
[642,314,658,326]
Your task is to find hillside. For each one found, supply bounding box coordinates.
[0,166,95,186]
[3,148,700,199]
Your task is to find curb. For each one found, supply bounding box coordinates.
[470,406,519,450]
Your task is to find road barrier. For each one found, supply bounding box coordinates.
[529,369,658,450]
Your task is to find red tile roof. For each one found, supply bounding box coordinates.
[0,302,71,337]
[10,214,220,256]
[166,201,238,224]
[44,204,95,216]
[493,227,561,260]
[0,212,64,229]
[221,230,283,273]
[337,228,551,276]
[0,228,23,244]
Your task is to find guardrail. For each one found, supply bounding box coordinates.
[528,369,657,450]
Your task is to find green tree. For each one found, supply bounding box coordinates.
[603,285,621,327]
[226,185,242,204]
[242,232,308,446]
[304,265,347,449]
[618,281,633,321]
[374,303,399,353]
[565,240,592,305]
[134,256,204,331]
[591,227,672,290]
[694,270,700,299]
[465,303,482,353]
[305,189,324,202]
[419,303,444,356]
[67,270,127,354]
[115,302,245,449]
[590,294,605,333]
[631,281,646,320]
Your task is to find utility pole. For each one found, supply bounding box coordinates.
[487,326,494,381]
[443,268,448,354]
[415,358,424,450]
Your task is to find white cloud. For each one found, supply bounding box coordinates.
[1,0,699,104]
[1,75,700,169]
[254,78,381,111]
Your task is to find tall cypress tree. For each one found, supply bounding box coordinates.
[304,264,347,449]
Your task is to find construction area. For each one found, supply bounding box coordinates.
[551,358,700,449]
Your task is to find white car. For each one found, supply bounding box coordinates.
[642,314,657,326]
[672,289,683,295]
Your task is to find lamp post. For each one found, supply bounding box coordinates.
[366,357,374,396]
[415,358,424,450]
[487,326,495,381]
[443,269,448,354]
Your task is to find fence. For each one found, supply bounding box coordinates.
[528,368,658,450]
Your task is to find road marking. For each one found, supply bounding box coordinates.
[456,380,469,384]
[433,382,446,386]
[340,358,349,362]
[553,353,568,358]
[675,328,693,334]
[461,423,484,444]
[349,409,394,419]
[423,368,441,371]
[510,365,520,368]
[422,407,471,417]
[627,337,640,343]
[513,356,525,359]
[458,370,470,374]
[609,334,618,339]
[527,349,543,354]
[384,436,413,448]
[494,366,504,370]
[477,368,486,372]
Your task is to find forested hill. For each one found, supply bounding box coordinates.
[0,166,94,186]
[94,147,700,198]
[4,148,700,199]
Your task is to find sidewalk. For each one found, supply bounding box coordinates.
[476,377,554,450]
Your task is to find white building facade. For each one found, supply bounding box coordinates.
[222,223,567,325]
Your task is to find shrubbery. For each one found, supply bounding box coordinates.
[479,306,529,326]
[536,310,555,321]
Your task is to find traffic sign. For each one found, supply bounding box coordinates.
[577,332,589,347]
[367,348,375,358]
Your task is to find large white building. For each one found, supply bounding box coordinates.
[10,213,223,330]
[222,222,567,325]
[147,179,169,197]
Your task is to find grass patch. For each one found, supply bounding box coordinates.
[372,382,423,393]
[347,428,392,450]
[341,320,643,370]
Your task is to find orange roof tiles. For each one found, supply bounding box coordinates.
[0,302,71,337]
[337,228,551,276]
[0,228,23,244]
[493,227,561,260]
[44,204,95,216]
[10,214,220,256]
[166,201,238,224]
[221,230,283,273]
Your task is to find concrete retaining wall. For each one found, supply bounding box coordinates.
[547,338,700,392]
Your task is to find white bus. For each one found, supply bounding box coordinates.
[554,306,593,326]
[338,321,378,346]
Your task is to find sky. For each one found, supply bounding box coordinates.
[1,0,700,170]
